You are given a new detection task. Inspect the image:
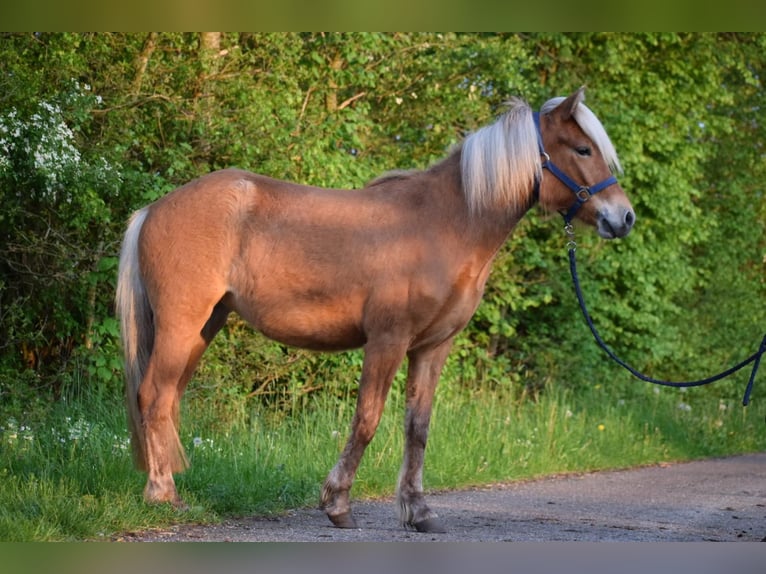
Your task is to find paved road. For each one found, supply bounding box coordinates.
[128,453,766,542]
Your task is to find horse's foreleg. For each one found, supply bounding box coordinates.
[321,341,407,528]
[397,339,454,533]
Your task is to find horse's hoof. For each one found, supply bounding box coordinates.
[144,491,188,510]
[327,512,358,529]
[413,517,447,533]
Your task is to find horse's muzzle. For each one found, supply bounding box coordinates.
[597,207,635,239]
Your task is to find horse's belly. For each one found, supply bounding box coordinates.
[236,298,366,352]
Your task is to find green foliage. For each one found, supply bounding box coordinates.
[185,319,367,430]
[0,76,125,397]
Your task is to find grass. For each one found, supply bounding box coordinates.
[1,377,764,541]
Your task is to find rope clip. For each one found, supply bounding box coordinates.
[564,223,577,252]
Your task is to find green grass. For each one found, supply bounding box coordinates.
[1,379,764,541]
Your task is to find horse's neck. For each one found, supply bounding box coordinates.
[426,152,529,255]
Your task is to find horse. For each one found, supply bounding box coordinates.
[115,87,634,533]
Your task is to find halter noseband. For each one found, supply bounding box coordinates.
[532,112,618,224]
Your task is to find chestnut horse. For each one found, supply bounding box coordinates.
[116,87,634,533]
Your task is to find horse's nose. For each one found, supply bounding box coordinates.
[597,205,635,239]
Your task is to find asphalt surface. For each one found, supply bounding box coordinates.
[126,453,766,542]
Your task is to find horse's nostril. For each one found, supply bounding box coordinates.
[624,210,635,228]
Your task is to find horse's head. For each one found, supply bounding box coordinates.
[536,87,634,239]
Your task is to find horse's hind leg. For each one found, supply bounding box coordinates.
[321,340,408,528]
[140,305,229,506]
[397,339,453,533]
[139,347,190,505]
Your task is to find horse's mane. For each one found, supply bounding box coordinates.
[460,98,541,216]
[365,169,419,188]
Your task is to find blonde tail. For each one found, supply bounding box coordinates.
[115,208,153,471]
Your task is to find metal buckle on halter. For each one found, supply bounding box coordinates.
[576,187,591,202]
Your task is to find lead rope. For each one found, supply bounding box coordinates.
[565,225,766,407]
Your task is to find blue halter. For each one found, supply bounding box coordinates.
[532,112,618,224]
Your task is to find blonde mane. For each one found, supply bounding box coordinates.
[460,98,541,216]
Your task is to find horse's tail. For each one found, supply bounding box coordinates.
[115,208,153,471]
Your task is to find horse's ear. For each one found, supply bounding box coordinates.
[556,86,586,121]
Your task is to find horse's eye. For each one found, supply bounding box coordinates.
[576,146,592,157]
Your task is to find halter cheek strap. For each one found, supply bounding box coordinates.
[532,112,618,224]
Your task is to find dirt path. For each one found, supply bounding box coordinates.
[126,453,766,542]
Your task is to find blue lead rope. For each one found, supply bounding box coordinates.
[567,244,766,406]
